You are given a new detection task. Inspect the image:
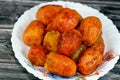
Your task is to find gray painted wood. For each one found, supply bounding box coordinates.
[0,0,120,80]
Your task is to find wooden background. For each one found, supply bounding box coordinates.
[0,0,120,80]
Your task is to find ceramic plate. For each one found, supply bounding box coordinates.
[11,1,120,80]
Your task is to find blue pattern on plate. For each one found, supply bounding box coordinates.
[48,73,78,80]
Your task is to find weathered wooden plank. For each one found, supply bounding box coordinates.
[0,59,16,63]
[0,39,40,80]
[0,63,24,72]
[0,29,12,39]
[0,37,14,60]
[0,24,13,29]
[0,1,36,24]
[1,0,120,5]
[0,71,39,80]
[0,60,40,80]
[99,72,120,80]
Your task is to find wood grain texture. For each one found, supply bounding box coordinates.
[0,0,120,80]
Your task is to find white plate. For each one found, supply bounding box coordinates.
[11,1,120,80]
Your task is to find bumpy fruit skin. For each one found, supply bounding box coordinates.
[44,52,77,77]
[23,20,44,47]
[77,36,104,75]
[36,5,63,25]
[46,8,83,33]
[43,30,61,52]
[77,48,103,75]
[58,29,82,57]
[92,36,105,54]
[79,16,102,46]
[28,45,48,66]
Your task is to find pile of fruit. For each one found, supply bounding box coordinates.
[23,4,104,77]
